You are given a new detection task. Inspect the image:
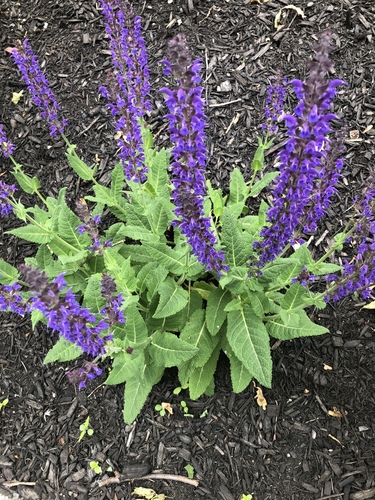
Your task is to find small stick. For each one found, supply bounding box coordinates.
[208,99,242,108]
[97,472,199,488]
[3,481,37,488]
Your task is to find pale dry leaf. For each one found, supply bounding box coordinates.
[274,5,305,30]
[323,364,333,371]
[254,383,267,410]
[11,90,24,105]
[161,402,173,416]
[328,406,347,418]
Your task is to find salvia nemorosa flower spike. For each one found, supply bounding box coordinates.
[161,34,227,274]
[98,0,150,183]
[0,180,17,216]
[325,173,375,302]
[66,361,103,390]
[262,71,287,135]
[100,273,126,326]
[9,40,67,137]
[254,31,347,266]
[75,199,112,253]
[19,265,112,357]
[0,123,16,158]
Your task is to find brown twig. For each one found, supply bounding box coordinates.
[97,471,199,488]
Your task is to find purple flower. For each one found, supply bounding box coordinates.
[100,273,126,325]
[161,34,227,273]
[9,40,67,137]
[66,361,103,390]
[75,199,111,253]
[262,71,287,135]
[255,32,347,266]
[98,0,150,182]
[0,282,27,315]
[0,124,16,158]
[0,180,17,216]
[19,265,112,356]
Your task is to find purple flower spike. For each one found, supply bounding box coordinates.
[262,71,287,135]
[19,265,112,357]
[0,180,17,216]
[0,124,16,158]
[75,199,111,253]
[161,34,227,273]
[255,32,347,266]
[100,273,126,325]
[98,0,150,183]
[9,40,67,137]
[66,360,103,390]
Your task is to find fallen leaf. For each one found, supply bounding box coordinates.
[11,90,24,104]
[161,402,173,416]
[328,406,347,418]
[253,382,267,410]
[323,364,333,371]
[362,300,375,310]
[349,129,360,139]
[274,5,305,30]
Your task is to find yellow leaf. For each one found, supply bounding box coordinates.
[253,382,267,411]
[132,487,165,500]
[323,364,333,371]
[274,5,305,30]
[362,300,375,309]
[11,90,24,104]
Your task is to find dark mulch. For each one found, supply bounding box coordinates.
[1,0,375,499]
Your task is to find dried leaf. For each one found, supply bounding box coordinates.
[362,300,375,310]
[161,402,173,416]
[253,382,267,410]
[328,406,347,418]
[274,5,305,30]
[132,487,165,500]
[323,364,333,371]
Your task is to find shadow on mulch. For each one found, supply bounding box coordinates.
[1,0,375,499]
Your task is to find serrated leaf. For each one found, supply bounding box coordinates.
[221,208,250,267]
[146,199,171,236]
[122,225,155,241]
[206,288,231,335]
[228,168,247,206]
[153,278,188,318]
[123,304,148,345]
[149,331,198,367]
[105,351,145,385]
[7,224,55,244]
[35,245,54,269]
[84,275,106,313]
[280,283,307,311]
[227,305,272,387]
[0,259,19,285]
[188,342,221,400]
[147,148,169,195]
[180,309,218,367]
[192,281,215,300]
[110,163,125,201]
[12,168,41,195]
[123,363,164,424]
[44,337,83,364]
[56,205,89,250]
[249,171,279,197]
[207,179,225,218]
[267,308,328,340]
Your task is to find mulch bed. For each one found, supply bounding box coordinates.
[1,0,375,499]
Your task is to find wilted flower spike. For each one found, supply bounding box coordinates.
[262,71,287,135]
[9,40,67,137]
[0,180,17,216]
[0,124,16,158]
[66,361,103,390]
[255,32,347,265]
[100,274,126,325]
[161,34,227,273]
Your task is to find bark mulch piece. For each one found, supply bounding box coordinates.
[1,0,375,499]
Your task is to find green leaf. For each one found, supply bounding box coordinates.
[44,337,83,363]
[221,208,250,267]
[261,258,304,287]
[123,362,164,424]
[146,199,171,236]
[124,204,151,230]
[123,304,148,345]
[207,179,225,218]
[0,259,19,285]
[206,287,232,336]
[83,275,106,313]
[66,146,94,181]
[110,163,125,201]
[35,245,54,270]
[122,225,155,242]
[12,167,41,195]
[249,171,279,197]
[267,309,329,340]
[104,247,137,293]
[227,305,272,387]
[153,277,189,319]
[7,224,55,244]
[147,148,170,195]
[188,342,221,400]
[228,168,247,207]
[149,331,198,367]
[105,351,145,385]
[222,339,252,393]
[192,281,215,300]
[180,309,219,367]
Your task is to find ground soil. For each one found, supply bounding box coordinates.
[1,0,375,499]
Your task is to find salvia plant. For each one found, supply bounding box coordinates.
[0,0,373,424]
